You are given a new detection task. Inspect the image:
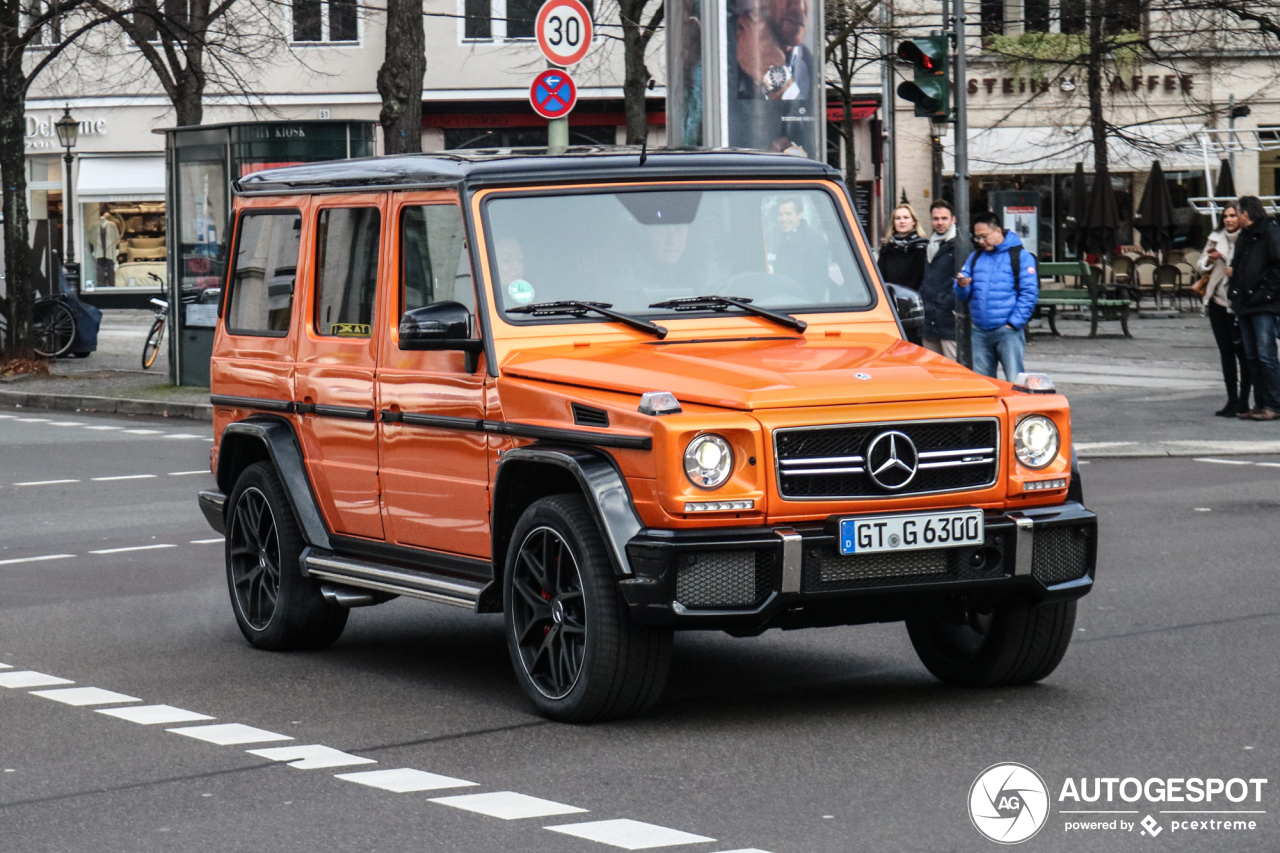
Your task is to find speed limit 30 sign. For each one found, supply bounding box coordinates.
[536,0,593,67]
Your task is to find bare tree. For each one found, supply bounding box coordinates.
[616,0,662,144]
[0,0,106,361]
[378,0,424,153]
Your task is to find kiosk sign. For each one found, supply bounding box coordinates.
[536,0,593,67]
[529,69,578,120]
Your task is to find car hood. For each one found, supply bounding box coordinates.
[500,335,1002,410]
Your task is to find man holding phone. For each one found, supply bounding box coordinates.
[953,211,1039,379]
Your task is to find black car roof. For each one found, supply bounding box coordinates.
[233,146,842,195]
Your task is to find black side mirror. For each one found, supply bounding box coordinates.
[399,301,484,370]
[884,282,924,330]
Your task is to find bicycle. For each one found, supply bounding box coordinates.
[142,294,168,369]
[33,293,79,358]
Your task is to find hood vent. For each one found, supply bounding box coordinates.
[572,403,610,428]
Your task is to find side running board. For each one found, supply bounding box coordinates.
[302,549,486,610]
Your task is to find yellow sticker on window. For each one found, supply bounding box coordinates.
[330,323,371,337]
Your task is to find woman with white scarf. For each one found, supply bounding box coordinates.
[1198,203,1252,417]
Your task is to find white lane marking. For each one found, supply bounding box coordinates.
[167,723,294,746]
[430,791,588,820]
[0,671,74,689]
[334,768,477,792]
[92,474,158,482]
[30,687,141,706]
[0,663,10,669]
[162,434,205,440]
[169,471,210,476]
[47,422,86,427]
[191,538,224,544]
[247,745,377,770]
[1193,457,1254,465]
[705,849,776,853]
[0,414,15,418]
[0,554,75,566]
[15,418,50,423]
[14,479,79,487]
[83,426,123,431]
[122,429,162,435]
[546,819,716,850]
[1256,462,1280,468]
[99,704,214,725]
[89,544,176,554]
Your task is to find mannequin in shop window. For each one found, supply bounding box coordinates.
[88,205,123,288]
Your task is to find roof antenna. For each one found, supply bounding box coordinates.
[639,135,648,167]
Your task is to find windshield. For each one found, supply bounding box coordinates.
[486,187,873,320]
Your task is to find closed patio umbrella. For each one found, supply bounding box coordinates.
[1133,160,1177,257]
[1064,162,1088,256]
[1079,163,1121,259]
[1214,159,1236,200]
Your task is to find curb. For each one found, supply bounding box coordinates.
[0,388,212,421]
[1078,440,1280,459]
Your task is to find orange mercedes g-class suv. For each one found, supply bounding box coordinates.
[199,149,1095,722]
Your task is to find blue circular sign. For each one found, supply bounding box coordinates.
[530,69,577,120]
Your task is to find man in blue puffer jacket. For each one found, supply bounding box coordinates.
[954,211,1039,379]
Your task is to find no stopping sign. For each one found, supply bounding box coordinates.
[536,0,593,67]
[529,69,577,119]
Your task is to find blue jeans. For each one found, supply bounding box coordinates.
[971,325,1026,380]
[1237,312,1280,411]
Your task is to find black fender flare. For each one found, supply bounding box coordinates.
[492,445,643,579]
[1067,448,1084,505]
[216,417,333,552]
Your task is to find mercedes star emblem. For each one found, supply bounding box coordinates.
[865,430,919,490]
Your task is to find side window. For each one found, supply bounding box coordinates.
[401,205,475,316]
[314,207,381,337]
[227,211,301,336]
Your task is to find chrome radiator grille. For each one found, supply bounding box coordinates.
[775,418,999,500]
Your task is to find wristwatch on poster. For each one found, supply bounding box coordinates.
[759,64,792,96]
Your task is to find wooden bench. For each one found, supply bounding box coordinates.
[1034,261,1132,338]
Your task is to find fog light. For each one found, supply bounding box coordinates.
[1023,477,1067,491]
[685,499,755,512]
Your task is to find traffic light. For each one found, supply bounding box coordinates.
[896,34,951,122]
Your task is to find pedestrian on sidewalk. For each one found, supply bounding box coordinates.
[1226,195,1280,421]
[954,211,1039,380]
[1197,203,1253,417]
[877,204,928,291]
[920,199,958,360]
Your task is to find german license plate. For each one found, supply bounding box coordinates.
[838,509,984,555]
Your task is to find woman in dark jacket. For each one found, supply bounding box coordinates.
[878,204,928,291]
[1226,195,1280,420]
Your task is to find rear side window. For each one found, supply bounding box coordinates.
[226,211,301,336]
[314,207,381,337]
[401,205,474,314]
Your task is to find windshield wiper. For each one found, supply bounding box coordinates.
[506,300,668,339]
[648,295,808,332]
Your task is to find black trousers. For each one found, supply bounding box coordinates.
[1207,301,1253,409]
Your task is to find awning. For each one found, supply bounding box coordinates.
[76,156,165,203]
[942,124,1206,175]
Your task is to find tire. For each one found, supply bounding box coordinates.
[225,461,347,650]
[141,316,165,369]
[906,597,1076,687]
[504,494,672,723]
[32,301,76,358]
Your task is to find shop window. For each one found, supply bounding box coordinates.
[27,0,62,46]
[132,0,188,41]
[1060,0,1086,33]
[1024,0,1050,32]
[292,0,358,43]
[401,206,474,313]
[315,207,381,337]
[461,0,591,42]
[83,202,167,291]
[980,0,1004,38]
[227,211,301,336]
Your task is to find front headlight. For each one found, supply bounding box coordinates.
[684,434,734,489]
[1014,415,1060,469]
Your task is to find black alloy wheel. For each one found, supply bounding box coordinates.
[510,525,586,700]
[224,461,347,650]
[228,485,282,632]
[33,301,76,358]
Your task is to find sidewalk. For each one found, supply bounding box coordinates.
[3,309,1278,456]
[0,309,212,420]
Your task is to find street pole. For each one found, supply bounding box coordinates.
[548,117,569,155]
[952,0,972,369]
[880,6,896,225]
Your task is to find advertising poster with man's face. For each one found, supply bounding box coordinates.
[727,0,821,157]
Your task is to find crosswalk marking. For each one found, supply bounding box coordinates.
[30,687,141,706]
[335,768,477,792]
[98,704,215,725]
[247,745,377,769]
[430,791,588,820]
[546,819,716,850]
[168,723,294,745]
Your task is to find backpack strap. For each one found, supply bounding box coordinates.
[1009,245,1022,290]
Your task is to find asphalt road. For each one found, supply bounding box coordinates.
[0,405,1276,852]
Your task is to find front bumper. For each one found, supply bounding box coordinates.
[620,502,1097,632]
